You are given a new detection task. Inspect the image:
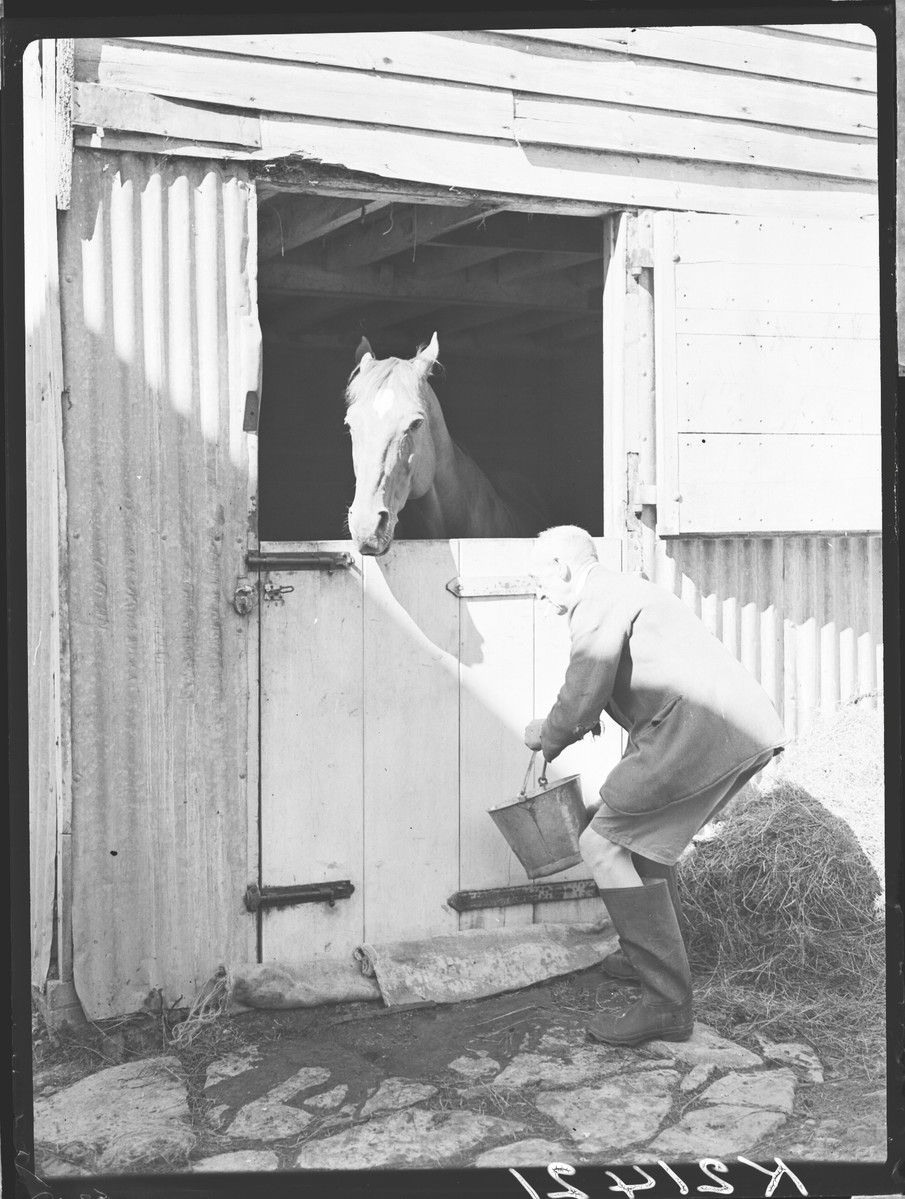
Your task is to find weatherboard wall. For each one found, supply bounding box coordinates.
[70,26,878,219]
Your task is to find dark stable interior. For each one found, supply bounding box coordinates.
[256,196,605,542]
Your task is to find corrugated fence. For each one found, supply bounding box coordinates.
[58,149,258,1018]
[651,534,883,739]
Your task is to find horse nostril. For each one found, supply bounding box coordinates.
[375,510,390,536]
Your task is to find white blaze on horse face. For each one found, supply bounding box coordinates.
[372,386,397,418]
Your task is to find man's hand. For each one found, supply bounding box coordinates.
[524,719,545,751]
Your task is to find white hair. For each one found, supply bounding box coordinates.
[532,525,598,570]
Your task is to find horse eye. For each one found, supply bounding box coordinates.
[408,418,424,432]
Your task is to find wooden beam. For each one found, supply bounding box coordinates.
[258,195,390,261]
[258,257,596,312]
[432,212,603,255]
[254,162,619,218]
[496,249,602,284]
[473,308,585,342]
[324,202,505,271]
[251,118,877,223]
[74,79,261,147]
[405,245,510,279]
[416,303,523,337]
[350,300,441,336]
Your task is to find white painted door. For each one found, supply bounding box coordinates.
[259,537,623,962]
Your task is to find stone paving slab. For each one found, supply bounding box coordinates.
[360,1077,437,1116]
[644,1023,763,1069]
[474,1138,574,1168]
[192,1149,281,1172]
[226,1096,313,1141]
[34,1056,195,1174]
[700,1067,798,1114]
[492,1045,623,1090]
[448,1052,500,1080]
[293,1108,526,1169]
[303,1084,348,1110]
[536,1069,679,1155]
[650,1102,788,1158]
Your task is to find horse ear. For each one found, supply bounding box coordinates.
[415,331,439,371]
[355,336,375,367]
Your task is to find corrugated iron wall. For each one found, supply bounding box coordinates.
[650,534,883,739]
[25,41,70,993]
[58,148,259,1018]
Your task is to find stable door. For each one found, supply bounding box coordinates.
[258,537,623,962]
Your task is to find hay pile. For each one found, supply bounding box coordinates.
[676,700,886,1077]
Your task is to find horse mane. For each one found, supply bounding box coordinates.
[345,348,443,410]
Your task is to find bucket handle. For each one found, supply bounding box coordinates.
[520,750,549,796]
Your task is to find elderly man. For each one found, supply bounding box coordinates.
[525,525,786,1047]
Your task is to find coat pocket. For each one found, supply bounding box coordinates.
[645,694,684,732]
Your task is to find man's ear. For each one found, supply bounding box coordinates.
[554,558,571,583]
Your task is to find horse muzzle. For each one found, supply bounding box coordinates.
[359,537,393,557]
[349,507,395,556]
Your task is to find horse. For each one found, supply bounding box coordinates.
[343,333,547,555]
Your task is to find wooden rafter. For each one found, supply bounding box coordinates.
[431,211,604,255]
[259,257,597,312]
[403,244,510,280]
[496,248,603,284]
[258,195,390,261]
[324,202,506,271]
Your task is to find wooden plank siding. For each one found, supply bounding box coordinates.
[71,27,877,220]
[650,210,881,537]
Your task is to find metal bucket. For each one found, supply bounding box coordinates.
[488,751,592,879]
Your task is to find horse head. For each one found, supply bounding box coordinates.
[344,333,441,555]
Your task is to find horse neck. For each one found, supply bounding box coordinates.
[414,388,511,538]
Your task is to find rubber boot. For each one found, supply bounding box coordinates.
[587,880,694,1047]
[602,856,686,982]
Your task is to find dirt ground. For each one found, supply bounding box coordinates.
[33,957,888,1174]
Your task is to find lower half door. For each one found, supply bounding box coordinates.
[259,538,624,961]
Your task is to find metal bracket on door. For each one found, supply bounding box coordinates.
[446,576,535,598]
[263,582,294,603]
[246,552,355,573]
[245,880,355,912]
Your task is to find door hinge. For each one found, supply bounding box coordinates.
[245,880,355,912]
[233,576,257,615]
[632,484,658,516]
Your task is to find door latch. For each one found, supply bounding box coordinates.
[263,582,295,603]
[233,577,257,615]
[245,880,355,912]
